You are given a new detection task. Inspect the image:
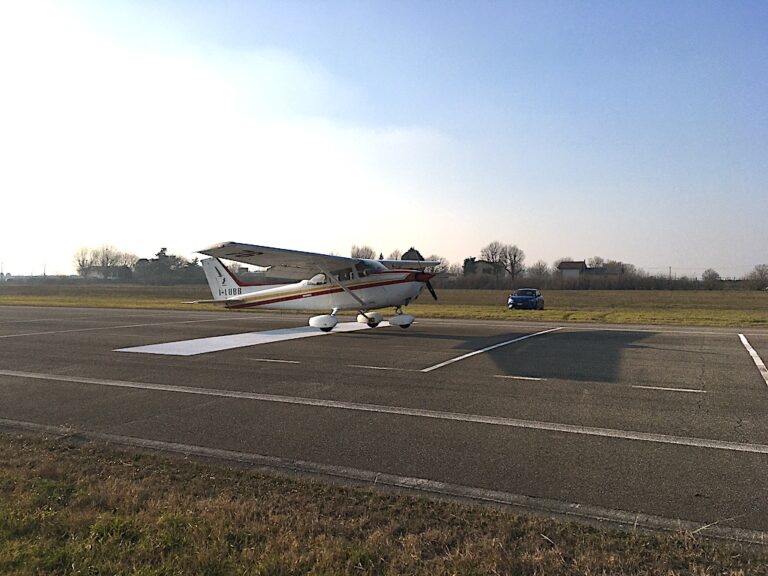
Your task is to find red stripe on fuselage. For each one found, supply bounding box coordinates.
[227,271,418,309]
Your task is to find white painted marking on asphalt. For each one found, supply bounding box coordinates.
[348,365,416,372]
[420,327,563,373]
[0,317,259,339]
[632,385,706,394]
[3,368,766,455]
[0,316,93,324]
[494,375,545,381]
[419,318,751,337]
[739,334,768,387]
[115,321,391,356]
[1,416,766,543]
[247,358,301,364]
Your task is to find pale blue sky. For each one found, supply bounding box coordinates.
[1,1,766,276]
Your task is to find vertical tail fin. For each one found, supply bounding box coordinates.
[201,258,244,301]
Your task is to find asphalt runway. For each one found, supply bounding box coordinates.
[2,305,768,540]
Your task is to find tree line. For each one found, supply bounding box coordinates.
[74,246,203,285]
[71,243,768,291]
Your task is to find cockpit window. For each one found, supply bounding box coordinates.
[355,259,387,277]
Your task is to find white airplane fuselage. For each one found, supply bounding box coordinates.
[231,272,425,311]
[203,258,428,312]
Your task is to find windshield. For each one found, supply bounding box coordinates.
[514,289,537,297]
[356,259,387,276]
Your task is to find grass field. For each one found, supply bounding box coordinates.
[2,433,766,576]
[1,284,767,327]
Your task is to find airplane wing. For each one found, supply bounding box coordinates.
[379,259,442,270]
[198,241,357,280]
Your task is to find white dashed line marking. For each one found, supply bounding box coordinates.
[2,368,765,455]
[348,365,416,372]
[632,385,706,394]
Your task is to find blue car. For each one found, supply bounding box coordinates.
[508,288,544,310]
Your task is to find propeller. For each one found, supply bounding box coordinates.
[415,272,438,301]
[425,279,438,301]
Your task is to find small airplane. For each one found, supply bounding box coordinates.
[194,241,441,332]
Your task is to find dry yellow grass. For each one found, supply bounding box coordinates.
[4,285,765,327]
[1,433,766,575]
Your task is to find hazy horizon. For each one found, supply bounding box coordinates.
[1,1,766,278]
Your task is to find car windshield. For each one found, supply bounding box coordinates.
[514,289,537,297]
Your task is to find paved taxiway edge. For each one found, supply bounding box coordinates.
[2,417,766,546]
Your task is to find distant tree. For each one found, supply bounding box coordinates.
[425,255,449,274]
[116,251,138,268]
[74,245,137,279]
[588,256,605,268]
[701,268,722,289]
[93,245,119,269]
[134,248,203,284]
[463,257,477,275]
[378,252,384,260]
[74,247,93,277]
[480,241,505,266]
[527,260,551,280]
[745,264,768,290]
[351,245,377,259]
[388,249,403,260]
[500,245,526,279]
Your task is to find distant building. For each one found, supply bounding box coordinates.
[474,259,504,275]
[586,263,625,276]
[557,260,587,280]
[402,247,425,261]
[85,265,132,281]
[557,260,625,280]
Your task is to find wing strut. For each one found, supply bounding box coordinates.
[320,267,368,310]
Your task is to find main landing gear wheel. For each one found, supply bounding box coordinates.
[389,308,415,329]
[357,312,382,328]
[310,308,339,332]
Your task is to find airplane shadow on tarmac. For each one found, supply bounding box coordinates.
[369,326,654,383]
